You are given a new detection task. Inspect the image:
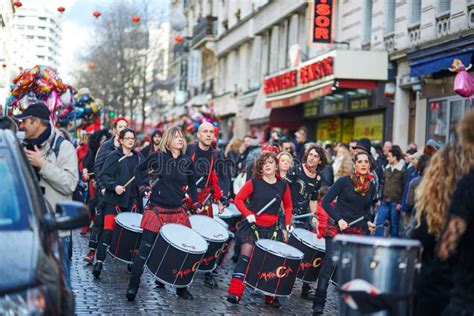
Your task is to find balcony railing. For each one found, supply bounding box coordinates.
[191,16,217,48]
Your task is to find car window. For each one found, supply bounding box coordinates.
[0,154,29,230]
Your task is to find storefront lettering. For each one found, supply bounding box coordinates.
[312,0,334,44]
[264,70,297,94]
[299,57,333,84]
[350,98,370,110]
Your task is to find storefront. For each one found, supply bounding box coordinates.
[263,49,390,144]
[408,35,474,144]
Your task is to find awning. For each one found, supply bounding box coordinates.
[212,92,239,117]
[249,87,271,125]
[185,94,209,107]
[266,82,334,109]
[409,47,474,77]
[269,106,304,129]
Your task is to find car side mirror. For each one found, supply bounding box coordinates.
[45,201,90,232]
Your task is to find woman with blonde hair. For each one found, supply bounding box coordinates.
[332,144,353,181]
[277,151,294,179]
[412,133,474,315]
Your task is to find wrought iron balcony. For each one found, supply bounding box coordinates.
[191,16,217,48]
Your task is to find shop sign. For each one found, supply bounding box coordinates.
[304,99,319,117]
[263,70,297,94]
[311,0,335,44]
[317,117,341,142]
[322,99,344,114]
[353,113,383,141]
[350,97,370,110]
[342,118,354,144]
[299,57,333,84]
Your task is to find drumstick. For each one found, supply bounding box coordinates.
[293,213,315,220]
[256,195,280,216]
[123,176,136,189]
[195,176,204,186]
[348,216,365,227]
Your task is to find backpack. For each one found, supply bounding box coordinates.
[51,136,85,203]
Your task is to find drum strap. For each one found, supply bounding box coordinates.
[115,205,122,214]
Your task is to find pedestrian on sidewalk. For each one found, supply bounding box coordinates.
[14,102,79,289]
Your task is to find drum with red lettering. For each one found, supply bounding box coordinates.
[288,228,326,283]
[212,203,242,232]
[245,239,304,297]
[145,224,208,288]
[108,212,142,264]
[189,215,229,272]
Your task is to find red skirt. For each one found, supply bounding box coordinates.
[140,203,191,233]
[325,220,365,238]
[184,187,214,218]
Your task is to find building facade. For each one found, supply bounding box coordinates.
[12,6,62,70]
[0,0,15,112]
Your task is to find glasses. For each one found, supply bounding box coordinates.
[123,137,135,141]
[283,147,292,151]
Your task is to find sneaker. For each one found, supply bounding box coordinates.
[84,250,95,264]
[264,296,281,308]
[126,288,137,301]
[80,226,90,236]
[176,288,193,300]
[227,294,240,304]
[92,262,102,278]
[301,286,314,300]
[204,272,218,289]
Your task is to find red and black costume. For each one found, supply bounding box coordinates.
[92,148,144,278]
[185,143,227,217]
[312,174,376,314]
[126,150,199,300]
[227,177,292,301]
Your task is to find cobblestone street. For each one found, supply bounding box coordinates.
[71,231,338,315]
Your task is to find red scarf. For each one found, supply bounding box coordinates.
[350,171,374,196]
[304,163,317,175]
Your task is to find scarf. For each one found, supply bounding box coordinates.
[304,163,317,175]
[350,171,375,196]
[23,124,52,148]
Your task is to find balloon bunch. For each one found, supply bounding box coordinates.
[6,66,70,121]
[57,87,103,128]
[182,104,220,135]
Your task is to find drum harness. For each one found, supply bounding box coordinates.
[249,195,279,240]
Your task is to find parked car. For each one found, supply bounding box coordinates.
[0,129,90,315]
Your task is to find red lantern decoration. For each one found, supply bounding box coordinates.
[93,11,101,19]
[2,64,6,68]
[87,63,95,71]
[175,36,183,43]
[57,7,65,13]
[131,16,141,23]
[13,1,22,8]
[19,66,23,71]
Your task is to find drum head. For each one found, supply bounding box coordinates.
[213,203,242,219]
[160,224,208,254]
[256,239,304,260]
[213,216,229,229]
[333,235,421,248]
[291,228,325,251]
[115,212,143,233]
[189,215,229,242]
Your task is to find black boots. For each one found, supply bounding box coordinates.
[312,288,327,315]
[92,262,103,279]
[204,272,218,289]
[301,283,314,300]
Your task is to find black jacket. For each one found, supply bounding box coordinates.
[100,148,144,208]
[94,138,118,191]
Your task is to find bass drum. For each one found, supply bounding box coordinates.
[245,239,303,297]
[332,235,422,316]
[145,224,208,288]
[108,212,142,264]
[288,228,325,283]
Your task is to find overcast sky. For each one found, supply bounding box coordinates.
[21,0,169,83]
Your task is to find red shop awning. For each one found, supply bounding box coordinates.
[266,83,334,109]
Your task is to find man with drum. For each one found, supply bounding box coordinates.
[84,117,129,264]
[285,145,327,300]
[126,126,202,301]
[227,151,294,308]
[92,128,144,278]
[186,122,229,288]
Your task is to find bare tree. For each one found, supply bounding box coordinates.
[74,0,170,131]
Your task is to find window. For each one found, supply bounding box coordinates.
[411,0,421,23]
[37,55,45,59]
[37,36,46,40]
[26,35,34,39]
[27,25,34,30]
[426,97,471,143]
[438,0,450,13]
[385,0,396,33]
[39,17,47,21]
[363,0,373,42]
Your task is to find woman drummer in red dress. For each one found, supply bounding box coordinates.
[126,126,201,301]
[227,151,293,308]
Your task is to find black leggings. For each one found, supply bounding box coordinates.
[313,237,337,309]
[128,229,158,290]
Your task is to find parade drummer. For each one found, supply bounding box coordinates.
[285,145,327,300]
[227,151,293,309]
[312,151,376,315]
[186,122,229,289]
[92,128,144,278]
[126,126,202,301]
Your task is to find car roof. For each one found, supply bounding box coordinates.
[0,129,19,149]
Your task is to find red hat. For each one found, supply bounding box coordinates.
[113,116,128,127]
